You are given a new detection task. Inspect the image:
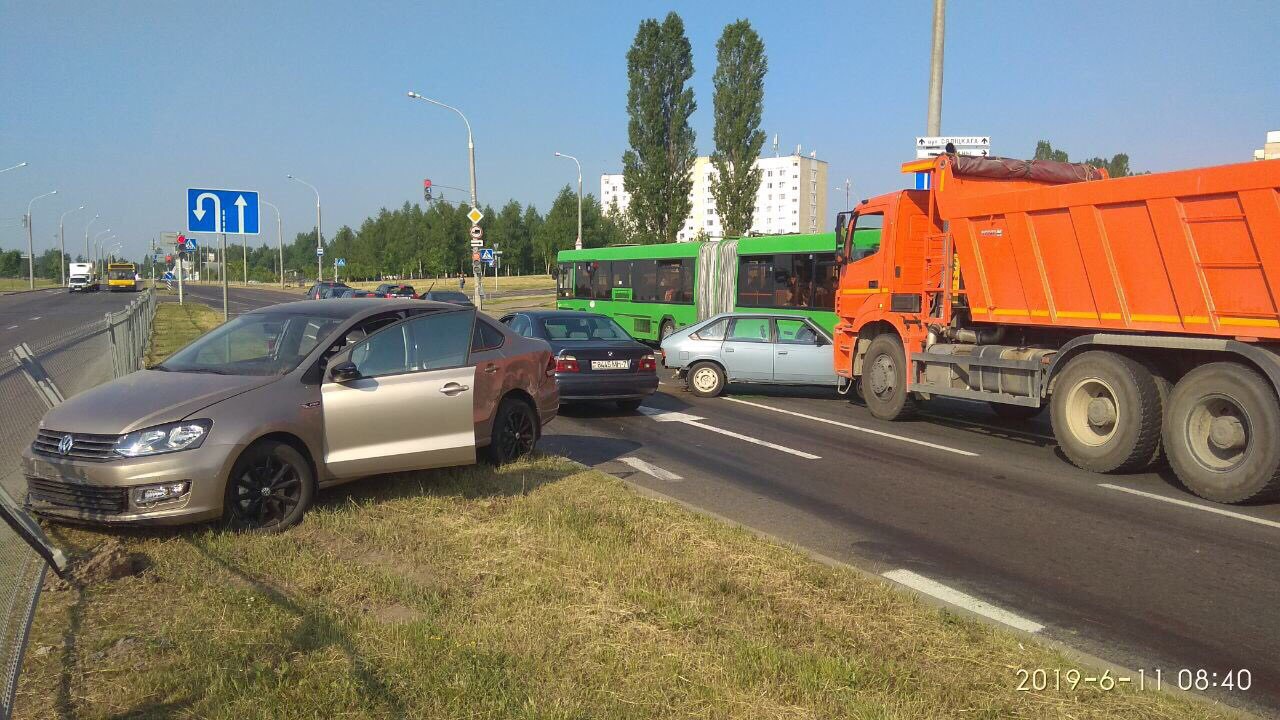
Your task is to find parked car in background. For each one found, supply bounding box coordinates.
[307,281,351,299]
[501,310,657,410]
[660,313,837,398]
[23,299,558,532]
[335,289,377,298]
[372,283,417,298]
[420,290,474,306]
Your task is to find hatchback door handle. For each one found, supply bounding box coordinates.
[777,350,788,355]
[724,347,735,353]
[483,363,498,374]
[439,382,470,395]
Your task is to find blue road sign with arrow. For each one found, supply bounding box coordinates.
[336,258,346,267]
[479,248,496,264]
[187,188,260,235]
[183,237,199,252]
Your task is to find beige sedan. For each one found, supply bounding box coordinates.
[22,299,558,532]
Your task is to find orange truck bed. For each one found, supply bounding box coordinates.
[930,156,1280,339]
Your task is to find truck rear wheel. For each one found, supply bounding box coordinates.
[1163,362,1280,504]
[1050,351,1162,473]
[862,334,916,420]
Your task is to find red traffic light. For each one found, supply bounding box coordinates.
[422,179,432,188]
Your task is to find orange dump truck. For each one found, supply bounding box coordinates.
[833,153,1280,504]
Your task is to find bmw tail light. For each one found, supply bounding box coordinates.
[638,354,657,372]
[555,354,580,373]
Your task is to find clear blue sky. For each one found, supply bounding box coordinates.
[2,0,1276,260]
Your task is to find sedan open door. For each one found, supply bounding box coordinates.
[321,309,477,478]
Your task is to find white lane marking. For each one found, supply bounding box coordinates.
[883,569,1044,633]
[5,325,17,330]
[684,420,820,459]
[28,316,40,320]
[919,411,1054,441]
[724,397,978,457]
[637,406,819,459]
[1098,483,1280,530]
[620,456,683,482]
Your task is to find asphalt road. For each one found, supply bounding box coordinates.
[0,287,138,350]
[544,383,1280,717]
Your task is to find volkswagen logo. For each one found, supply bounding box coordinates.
[57,434,74,455]
[607,351,614,357]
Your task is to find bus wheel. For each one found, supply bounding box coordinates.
[862,334,916,420]
[1050,351,1161,473]
[659,319,675,342]
[1163,362,1280,504]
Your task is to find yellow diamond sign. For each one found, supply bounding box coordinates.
[467,208,484,224]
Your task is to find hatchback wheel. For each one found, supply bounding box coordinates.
[485,398,538,465]
[688,362,725,398]
[224,441,313,533]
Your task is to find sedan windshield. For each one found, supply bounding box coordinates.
[157,311,343,376]
[539,315,630,341]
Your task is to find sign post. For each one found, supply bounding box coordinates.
[188,187,259,320]
[467,207,485,310]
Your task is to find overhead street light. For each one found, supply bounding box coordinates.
[93,228,112,270]
[84,214,101,261]
[263,200,284,288]
[287,175,323,282]
[2,162,28,175]
[407,89,483,309]
[58,205,85,286]
[25,190,58,289]
[554,152,583,251]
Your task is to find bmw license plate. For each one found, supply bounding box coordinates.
[591,359,630,370]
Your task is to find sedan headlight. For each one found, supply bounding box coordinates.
[114,420,211,457]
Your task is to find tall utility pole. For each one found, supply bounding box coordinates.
[835,179,852,211]
[58,205,85,286]
[555,152,583,250]
[84,214,100,263]
[288,175,323,282]
[407,91,484,310]
[26,190,57,288]
[926,0,946,136]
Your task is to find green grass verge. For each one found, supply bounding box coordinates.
[13,292,1236,719]
[144,302,223,366]
[0,278,59,291]
[18,460,1231,719]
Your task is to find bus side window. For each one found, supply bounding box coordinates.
[574,262,593,298]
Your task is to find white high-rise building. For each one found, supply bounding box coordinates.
[602,146,829,241]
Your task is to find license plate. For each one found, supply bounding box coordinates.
[591,359,630,370]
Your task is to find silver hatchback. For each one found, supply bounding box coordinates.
[660,313,837,397]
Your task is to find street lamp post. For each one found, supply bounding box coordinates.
[25,190,58,289]
[407,90,484,309]
[287,175,323,282]
[927,0,946,136]
[264,201,284,288]
[58,206,85,286]
[84,215,100,262]
[834,179,852,211]
[93,229,112,272]
[554,152,583,250]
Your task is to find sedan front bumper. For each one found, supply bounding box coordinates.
[21,441,244,526]
[556,372,659,402]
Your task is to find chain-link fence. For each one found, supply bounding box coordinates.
[0,288,156,720]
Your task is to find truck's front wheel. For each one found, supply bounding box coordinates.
[1163,362,1280,504]
[862,334,916,420]
[1050,351,1162,473]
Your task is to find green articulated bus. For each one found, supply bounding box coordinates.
[555,231,880,342]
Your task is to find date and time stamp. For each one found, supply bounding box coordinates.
[1015,667,1253,693]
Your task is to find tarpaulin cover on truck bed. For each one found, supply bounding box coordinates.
[950,154,1105,183]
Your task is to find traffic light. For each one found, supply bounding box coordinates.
[423,179,432,202]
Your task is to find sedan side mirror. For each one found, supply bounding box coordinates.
[330,360,361,383]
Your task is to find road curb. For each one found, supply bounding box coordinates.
[0,287,60,297]
[570,455,1260,719]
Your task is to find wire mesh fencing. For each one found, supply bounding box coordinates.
[0,288,156,720]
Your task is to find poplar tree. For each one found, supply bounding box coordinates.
[622,12,697,244]
[709,19,767,239]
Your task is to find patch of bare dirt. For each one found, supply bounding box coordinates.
[43,539,149,591]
